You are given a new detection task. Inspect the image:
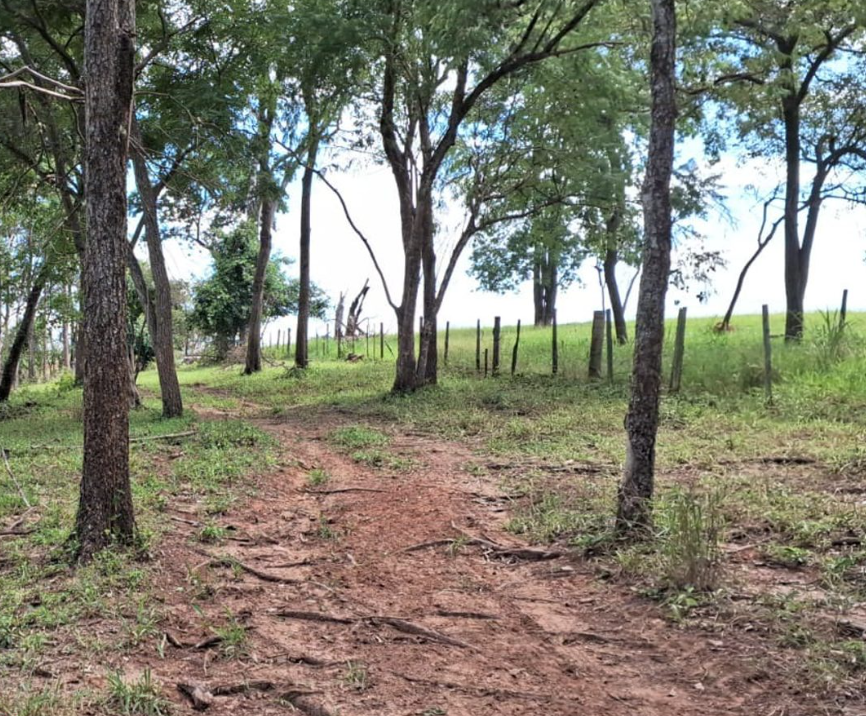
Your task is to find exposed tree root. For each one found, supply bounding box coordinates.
[207,555,303,584]
[273,609,473,648]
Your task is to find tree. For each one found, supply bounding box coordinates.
[72,0,136,560]
[704,2,865,340]
[350,0,608,391]
[470,205,587,326]
[616,0,676,535]
[190,222,327,360]
[288,0,365,370]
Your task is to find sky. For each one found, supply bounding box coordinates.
[154,145,866,344]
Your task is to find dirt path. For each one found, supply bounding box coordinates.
[140,408,807,715]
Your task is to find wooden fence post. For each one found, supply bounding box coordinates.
[475,319,481,373]
[380,322,384,360]
[589,310,605,379]
[276,329,281,351]
[762,304,773,405]
[286,328,291,359]
[841,289,849,331]
[484,348,489,378]
[605,308,614,382]
[444,321,450,366]
[551,310,558,375]
[669,307,687,393]
[511,319,521,376]
[492,316,501,376]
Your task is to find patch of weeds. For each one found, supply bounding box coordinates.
[328,425,389,450]
[307,468,330,486]
[197,520,227,544]
[763,544,812,568]
[421,709,447,716]
[824,551,866,595]
[124,602,160,648]
[351,448,415,470]
[447,535,470,557]
[342,660,369,691]
[508,489,610,545]
[106,669,171,716]
[0,682,62,716]
[656,488,723,592]
[203,494,235,516]
[317,515,339,541]
[214,610,248,660]
[185,567,216,601]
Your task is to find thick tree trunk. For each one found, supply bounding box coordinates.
[782,96,804,342]
[244,198,275,374]
[0,266,48,401]
[418,200,437,386]
[74,0,136,561]
[532,251,557,326]
[295,139,319,370]
[130,122,183,417]
[603,249,628,344]
[616,0,676,535]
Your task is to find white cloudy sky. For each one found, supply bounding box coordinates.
[154,144,866,342]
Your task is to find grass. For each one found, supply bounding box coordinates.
[1,309,864,706]
[0,381,274,714]
[106,669,170,716]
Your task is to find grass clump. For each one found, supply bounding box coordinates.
[106,669,170,716]
[328,425,389,450]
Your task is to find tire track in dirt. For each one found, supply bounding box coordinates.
[140,405,815,715]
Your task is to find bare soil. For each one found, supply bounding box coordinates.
[51,406,844,715]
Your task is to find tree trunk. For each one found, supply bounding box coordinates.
[418,200,437,386]
[74,267,85,385]
[616,0,676,536]
[74,0,136,561]
[533,261,544,326]
[603,249,628,344]
[27,314,36,382]
[294,138,319,370]
[0,266,48,401]
[533,250,558,327]
[130,120,183,417]
[244,198,275,374]
[782,95,804,342]
[62,283,71,370]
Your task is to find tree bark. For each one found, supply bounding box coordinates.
[74,0,136,561]
[244,198,275,374]
[62,282,71,370]
[782,94,804,342]
[130,120,183,417]
[294,138,320,370]
[616,0,676,536]
[603,249,628,344]
[0,265,48,401]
